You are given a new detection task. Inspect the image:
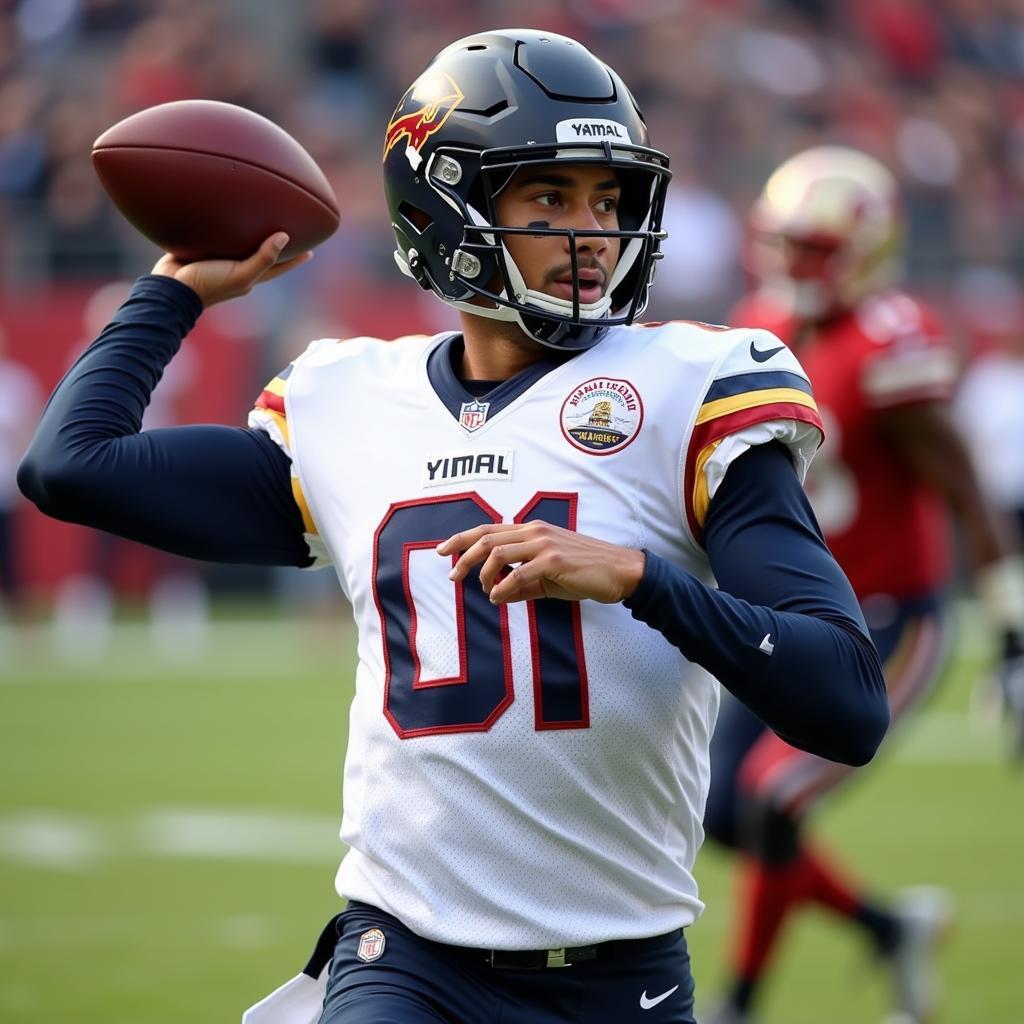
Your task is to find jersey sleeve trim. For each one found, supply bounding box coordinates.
[255,365,292,416]
[696,386,818,425]
[248,361,325,562]
[684,399,824,542]
[703,369,814,402]
[290,472,316,536]
[691,438,723,532]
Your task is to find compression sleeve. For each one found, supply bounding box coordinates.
[17,275,313,567]
[624,441,888,765]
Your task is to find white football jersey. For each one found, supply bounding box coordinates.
[249,320,822,950]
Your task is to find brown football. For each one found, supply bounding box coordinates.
[92,100,340,262]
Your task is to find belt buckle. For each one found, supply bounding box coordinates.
[546,948,567,968]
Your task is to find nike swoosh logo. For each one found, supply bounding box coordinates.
[639,985,679,1009]
[750,340,785,362]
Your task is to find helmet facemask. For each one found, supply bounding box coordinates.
[395,142,670,350]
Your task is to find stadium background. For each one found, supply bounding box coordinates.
[1,1,1022,1021]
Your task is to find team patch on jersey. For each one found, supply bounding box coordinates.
[560,377,643,454]
[423,448,514,487]
[356,927,386,963]
[459,399,490,432]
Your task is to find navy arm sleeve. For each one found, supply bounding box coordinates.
[17,275,313,567]
[624,441,888,766]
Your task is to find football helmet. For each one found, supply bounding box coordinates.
[749,146,902,319]
[382,29,671,350]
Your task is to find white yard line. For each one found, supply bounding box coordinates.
[889,709,1007,764]
[0,807,342,868]
[0,619,353,684]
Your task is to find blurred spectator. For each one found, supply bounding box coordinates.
[2,0,1024,313]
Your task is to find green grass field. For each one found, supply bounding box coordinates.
[1,602,1021,1023]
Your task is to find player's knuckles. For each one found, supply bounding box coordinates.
[544,547,568,570]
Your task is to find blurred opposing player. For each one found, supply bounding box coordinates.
[705,146,1024,1024]
[19,35,889,1024]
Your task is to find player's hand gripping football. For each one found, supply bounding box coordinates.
[437,521,646,605]
[152,232,312,308]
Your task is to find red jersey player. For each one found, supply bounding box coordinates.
[705,146,1024,1024]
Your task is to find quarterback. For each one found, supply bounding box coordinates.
[19,31,888,1024]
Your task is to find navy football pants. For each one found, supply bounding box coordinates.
[319,901,696,1024]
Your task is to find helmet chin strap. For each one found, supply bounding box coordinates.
[500,210,650,323]
[447,245,612,327]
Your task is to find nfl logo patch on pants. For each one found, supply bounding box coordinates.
[356,928,386,963]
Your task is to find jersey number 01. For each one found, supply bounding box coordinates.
[372,492,589,738]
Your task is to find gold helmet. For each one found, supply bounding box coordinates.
[749,146,902,319]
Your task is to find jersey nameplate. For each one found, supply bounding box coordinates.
[423,448,514,488]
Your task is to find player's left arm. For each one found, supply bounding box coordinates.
[441,441,890,766]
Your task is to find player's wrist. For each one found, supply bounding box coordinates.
[617,547,647,602]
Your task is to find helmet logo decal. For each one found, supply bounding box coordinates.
[384,71,465,171]
[555,119,632,144]
[560,378,643,455]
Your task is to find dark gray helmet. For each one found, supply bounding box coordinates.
[383,28,671,351]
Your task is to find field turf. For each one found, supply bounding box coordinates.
[0,602,1021,1023]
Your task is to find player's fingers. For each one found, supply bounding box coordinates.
[447,532,507,581]
[477,540,540,593]
[436,523,501,557]
[446,526,533,580]
[237,232,291,284]
[152,252,186,276]
[450,524,544,581]
[488,559,548,604]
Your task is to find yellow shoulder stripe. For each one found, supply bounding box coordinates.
[696,387,818,425]
[692,439,722,530]
[291,475,317,536]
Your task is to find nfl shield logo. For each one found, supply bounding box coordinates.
[459,399,490,432]
[356,927,386,962]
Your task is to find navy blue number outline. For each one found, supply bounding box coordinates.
[372,491,589,738]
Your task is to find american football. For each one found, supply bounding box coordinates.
[91,99,339,262]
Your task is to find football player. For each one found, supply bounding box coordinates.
[18,33,889,1024]
[705,146,1024,1024]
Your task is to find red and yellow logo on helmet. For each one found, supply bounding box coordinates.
[383,72,465,170]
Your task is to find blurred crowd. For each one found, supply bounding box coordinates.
[3,0,1024,613]
[2,0,1024,323]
